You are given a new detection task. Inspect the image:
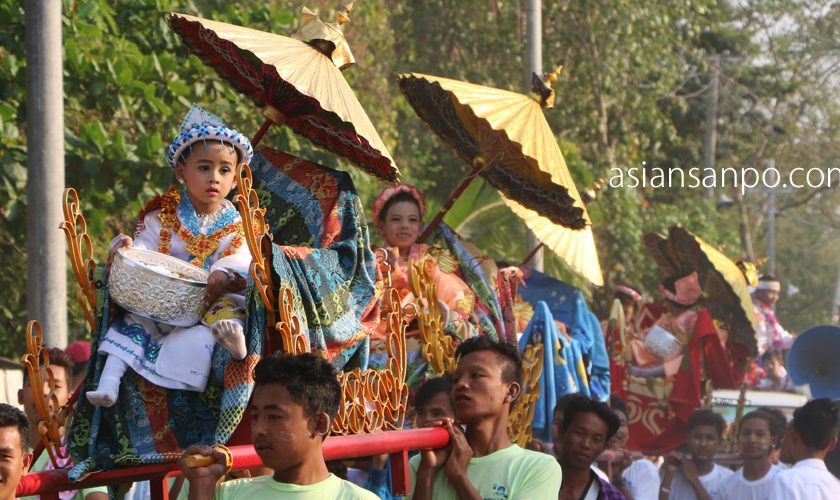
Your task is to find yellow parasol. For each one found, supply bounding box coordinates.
[398,72,602,285]
[168,6,399,182]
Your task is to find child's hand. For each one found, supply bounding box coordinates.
[108,234,133,270]
[204,270,230,309]
[437,300,452,325]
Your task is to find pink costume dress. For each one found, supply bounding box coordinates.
[370,243,475,384]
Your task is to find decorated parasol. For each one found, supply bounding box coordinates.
[644,225,758,355]
[398,71,602,285]
[168,5,399,183]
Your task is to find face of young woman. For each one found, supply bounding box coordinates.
[381,200,422,256]
[176,141,238,214]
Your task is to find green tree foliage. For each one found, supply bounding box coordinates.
[2,0,838,354]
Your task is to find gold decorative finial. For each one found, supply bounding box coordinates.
[293,3,356,70]
[735,258,766,287]
[336,1,354,24]
[531,65,564,108]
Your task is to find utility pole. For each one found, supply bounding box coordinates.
[703,54,720,199]
[25,0,67,347]
[524,0,544,271]
[832,267,840,323]
[766,159,776,276]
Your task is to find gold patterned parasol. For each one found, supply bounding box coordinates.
[644,225,758,354]
[168,6,399,182]
[398,72,602,285]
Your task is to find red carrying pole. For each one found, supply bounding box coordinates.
[16,427,450,497]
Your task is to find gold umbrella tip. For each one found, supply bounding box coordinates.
[530,67,564,108]
[293,5,356,70]
[336,0,355,24]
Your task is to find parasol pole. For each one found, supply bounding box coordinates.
[252,106,290,148]
[520,242,545,267]
[418,155,495,243]
[251,118,273,148]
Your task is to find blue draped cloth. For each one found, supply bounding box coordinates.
[519,268,610,402]
[519,301,591,443]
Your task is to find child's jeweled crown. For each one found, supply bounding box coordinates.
[166,105,253,169]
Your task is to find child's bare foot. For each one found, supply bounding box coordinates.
[212,320,246,360]
[86,377,120,407]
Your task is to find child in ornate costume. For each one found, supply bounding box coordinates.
[372,184,476,340]
[86,105,253,407]
[369,185,476,381]
[628,272,703,378]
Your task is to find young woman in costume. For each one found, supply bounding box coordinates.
[628,272,703,378]
[86,105,253,407]
[369,185,476,381]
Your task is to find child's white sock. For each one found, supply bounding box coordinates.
[86,356,127,407]
[212,319,247,361]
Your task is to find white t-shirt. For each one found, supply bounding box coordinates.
[623,459,660,500]
[719,464,780,500]
[667,463,734,500]
[769,458,840,499]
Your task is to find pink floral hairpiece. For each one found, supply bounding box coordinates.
[371,184,426,222]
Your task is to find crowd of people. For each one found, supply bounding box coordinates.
[9,337,840,499]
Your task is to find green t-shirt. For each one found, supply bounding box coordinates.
[215,473,380,499]
[21,450,109,500]
[407,444,562,500]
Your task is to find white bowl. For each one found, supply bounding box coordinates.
[109,248,209,326]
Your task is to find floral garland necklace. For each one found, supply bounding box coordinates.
[156,187,244,269]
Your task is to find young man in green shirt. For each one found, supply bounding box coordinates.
[408,337,562,499]
[179,352,377,499]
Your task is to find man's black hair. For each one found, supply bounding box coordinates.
[455,336,522,387]
[760,350,782,364]
[253,352,341,419]
[554,393,586,420]
[378,190,422,223]
[739,409,784,442]
[610,394,629,420]
[757,407,789,447]
[687,409,726,437]
[415,376,453,410]
[22,347,73,383]
[560,396,621,441]
[0,403,29,449]
[792,398,840,451]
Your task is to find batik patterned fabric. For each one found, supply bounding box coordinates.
[518,267,611,401]
[428,224,514,343]
[67,268,263,480]
[247,148,379,369]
